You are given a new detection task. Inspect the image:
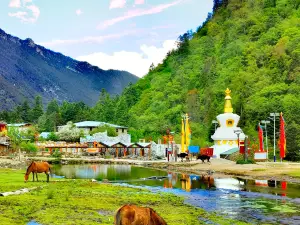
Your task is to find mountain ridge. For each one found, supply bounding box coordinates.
[0,28,138,109]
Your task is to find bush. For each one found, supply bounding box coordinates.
[47,132,59,141]
[90,125,118,137]
[51,149,62,158]
[236,159,256,164]
[51,149,62,164]
[20,142,38,153]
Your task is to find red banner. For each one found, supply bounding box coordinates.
[279,113,286,159]
[258,124,264,152]
[200,148,214,156]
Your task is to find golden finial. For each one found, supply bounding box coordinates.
[225,88,231,97]
[224,88,233,113]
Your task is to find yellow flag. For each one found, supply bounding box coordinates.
[181,118,185,153]
[185,114,191,152]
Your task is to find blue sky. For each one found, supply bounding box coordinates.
[1,0,213,77]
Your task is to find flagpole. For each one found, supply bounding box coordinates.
[270,113,279,162]
[261,120,270,161]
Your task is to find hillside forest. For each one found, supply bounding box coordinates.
[1,0,300,161]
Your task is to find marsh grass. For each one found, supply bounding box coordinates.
[0,168,250,225]
[46,189,54,199]
[252,168,267,172]
[285,170,300,177]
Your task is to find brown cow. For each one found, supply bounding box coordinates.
[114,204,167,225]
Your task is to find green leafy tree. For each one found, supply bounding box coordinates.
[57,122,84,142]
[90,125,118,137]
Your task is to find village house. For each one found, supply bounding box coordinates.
[0,122,9,152]
[7,123,32,132]
[57,121,128,135]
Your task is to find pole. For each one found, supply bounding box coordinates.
[273,114,276,162]
[244,136,248,162]
[266,123,268,161]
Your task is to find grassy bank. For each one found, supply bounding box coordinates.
[0,168,253,225]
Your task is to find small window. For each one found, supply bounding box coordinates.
[122,128,124,133]
[226,119,234,127]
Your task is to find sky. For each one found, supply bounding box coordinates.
[1,0,213,77]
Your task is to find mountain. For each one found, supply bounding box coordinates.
[101,0,300,161]
[0,28,138,109]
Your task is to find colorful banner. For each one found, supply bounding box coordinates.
[185,114,191,153]
[258,123,264,152]
[188,146,200,153]
[181,119,185,153]
[279,112,286,159]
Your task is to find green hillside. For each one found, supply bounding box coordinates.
[110,0,300,160]
[1,0,300,161]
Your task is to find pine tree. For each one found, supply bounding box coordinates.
[21,100,31,122]
[31,96,43,123]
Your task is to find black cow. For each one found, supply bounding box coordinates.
[177,153,190,162]
[197,154,211,163]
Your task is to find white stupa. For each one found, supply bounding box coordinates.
[211,88,245,158]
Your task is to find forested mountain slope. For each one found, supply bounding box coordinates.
[108,0,300,160]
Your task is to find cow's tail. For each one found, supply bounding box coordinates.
[114,207,122,225]
[48,164,52,175]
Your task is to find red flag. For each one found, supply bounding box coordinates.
[279,112,286,159]
[258,123,264,152]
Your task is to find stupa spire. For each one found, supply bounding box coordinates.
[224,88,233,113]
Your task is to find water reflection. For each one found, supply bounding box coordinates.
[52,164,299,198]
[52,164,300,224]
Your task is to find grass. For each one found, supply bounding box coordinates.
[0,168,254,225]
[251,168,267,172]
[285,170,300,178]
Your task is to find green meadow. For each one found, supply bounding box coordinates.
[0,168,252,225]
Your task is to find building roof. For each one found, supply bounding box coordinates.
[7,123,31,127]
[74,121,127,129]
[127,143,151,148]
[220,147,239,155]
[39,132,51,139]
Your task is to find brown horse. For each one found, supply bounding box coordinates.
[24,161,51,183]
[115,204,167,225]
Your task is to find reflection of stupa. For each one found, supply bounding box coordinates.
[211,88,245,158]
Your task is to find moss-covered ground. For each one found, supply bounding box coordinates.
[0,168,256,225]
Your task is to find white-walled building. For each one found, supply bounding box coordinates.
[211,88,245,158]
[57,121,128,135]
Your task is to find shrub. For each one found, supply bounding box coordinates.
[236,159,256,164]
[20,142,38,153]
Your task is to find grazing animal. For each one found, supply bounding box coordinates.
[177,153,190,162]
[24,161,51,183]
[115,204,167,225]
[197,154,211,163]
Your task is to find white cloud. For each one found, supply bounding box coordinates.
[135,0,145,5]
[26,5,40,19]
[76,40,177,77]
[22,0,32,5]
[98,0,183,29]
[76,9,83,16]
[8,0,21,8]
[8,0,40,23]
[109,0,126,9]
[39,30,137,47]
